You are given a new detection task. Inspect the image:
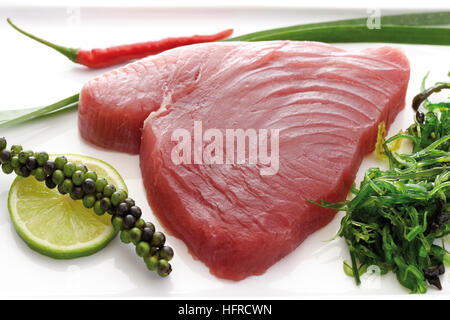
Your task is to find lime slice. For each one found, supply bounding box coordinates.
[8,154,127,259]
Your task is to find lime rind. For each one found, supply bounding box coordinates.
[8,154,127,259]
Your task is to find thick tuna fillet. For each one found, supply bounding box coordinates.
[138,41,410,280]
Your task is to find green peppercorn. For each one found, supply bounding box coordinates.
[43,160,56,175]
[145,222,155,232]
[1,150,11,163]
[76,163,88,173]
[82,178,96,194]
[100,197,111,212]
[129,206,142,219]
[124,198,135,208]
[111,216,123,232]
[67,190,77,201]
[144,255,159,271]
[10,156,20,168]
[151,232,166,247]
[11,144,22,156]
[0,137,6,151]
[141,226,155,242]
[135,219,146,229]
[25,156,38,170]
[129,227,142,244]
[157,259,172,277]
[123,214,136,230]
[70,187,84,200]
[34,167,46,181]
[10,145,22,156]
[120,230,132,244]
[136,241,150,257]
[57,184,66,195]
[95,177,108,192]
[19,165,31,177]
[84,170,97,181]
[116,202,129,217]
[103,184,116,197]
[82,194,96,209]
[71,170,85,186]
[111,189,127,206]
[93,200,105,216]
[18,150,32,164]
[35,151,49,166]
[63,162,76,178]
[59,179,74,194]
[149,246,159,257]
[96,192,103,200]
[45,176,57,189]
[159,246,174,261]
[54,156,67,170]
[52,169,65,185]
[2,162,13,174]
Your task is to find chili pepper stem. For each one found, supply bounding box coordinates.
[7,18,79,63]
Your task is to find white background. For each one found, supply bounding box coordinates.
[0,1,449,299]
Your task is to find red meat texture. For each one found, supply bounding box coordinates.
[79,41,410,280]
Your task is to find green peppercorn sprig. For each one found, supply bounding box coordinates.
[0,137,173,277]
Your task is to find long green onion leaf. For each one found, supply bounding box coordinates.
[227,25,450,45]
[0,94,79,128]
[226,11,450,42]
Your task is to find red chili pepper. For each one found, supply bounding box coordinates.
[7,18,233,69]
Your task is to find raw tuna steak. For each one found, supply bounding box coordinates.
[138,41,409,280]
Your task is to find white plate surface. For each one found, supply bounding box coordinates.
[0,3,450,299]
